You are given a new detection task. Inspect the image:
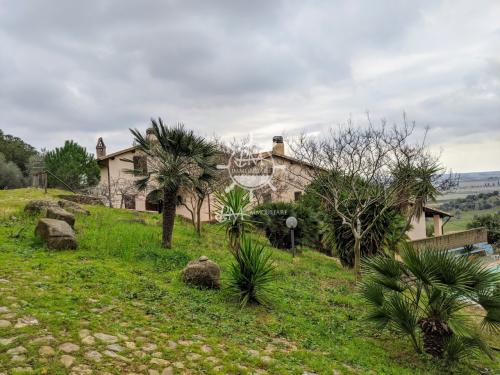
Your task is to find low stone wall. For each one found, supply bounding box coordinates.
[58,194,104,206]
[410,227,488,250]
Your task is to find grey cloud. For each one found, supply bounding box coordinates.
[0,0,499,172]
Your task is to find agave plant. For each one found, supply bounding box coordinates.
[214,186,253,253]
[228,236,276,307]
[361,245,499,364]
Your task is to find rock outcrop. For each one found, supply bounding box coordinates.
[181,256,220,289]
[35,218,77,250]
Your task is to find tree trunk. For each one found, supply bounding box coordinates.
[162,188,177,248]
[196,198,203,235]
[353,235,361,277]
[353,218,362,277]
[419,317,452,358]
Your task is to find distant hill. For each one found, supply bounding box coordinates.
[458,171,500,181]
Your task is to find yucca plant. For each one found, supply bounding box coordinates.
[214,186,253,253]
[361,245,499,364]
[227,237,276,307]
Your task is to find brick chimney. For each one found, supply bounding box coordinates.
[272,136,284,155]
[96,137,106,158]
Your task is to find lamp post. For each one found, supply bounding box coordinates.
[286,216,298,257]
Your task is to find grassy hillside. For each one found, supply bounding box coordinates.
[443,206,499,232]
[0,189,497,374]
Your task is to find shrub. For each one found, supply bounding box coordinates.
[251,201,321,250]
[0,153,26,189]
[301,184,407,267]
[467,213,500,245]
[227,237,275,307]
[361,245,499,364]
[214,186,253,252]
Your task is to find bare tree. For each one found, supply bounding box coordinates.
[89,178,141,208]
[179,137,232,235]
[289,114,454,276]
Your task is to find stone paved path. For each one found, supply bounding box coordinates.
[0,275,303,374]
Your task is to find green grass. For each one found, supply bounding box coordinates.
[0,189,497,374]
[444,206,499,232]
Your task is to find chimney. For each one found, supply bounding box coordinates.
[96,137,106,158]
[146,127,157,143]
[272,136,284,155]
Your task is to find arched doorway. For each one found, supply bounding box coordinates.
[146,190,163,213]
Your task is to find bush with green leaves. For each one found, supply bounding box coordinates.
[228,237,276,307]
[0,152,26,189]
[214,186,253,252]
[361,245,499,364]
[251,201,321,250]
[0,129,37,175]
[300,184,407,267]
[44,140,100,191]
[467,213,500,245]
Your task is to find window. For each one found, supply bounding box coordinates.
[294,191,302,201]
[133,156,148,174]
[123,195,136,209]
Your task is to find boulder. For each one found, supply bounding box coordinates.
[46,207,75,227]
[181,256,220,289]
[58,199,90,215]
[24,200,58,214]
[35,218,77,250]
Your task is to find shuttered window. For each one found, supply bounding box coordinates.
[133,156,148,174]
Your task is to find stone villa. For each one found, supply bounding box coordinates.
[95,135,487,249]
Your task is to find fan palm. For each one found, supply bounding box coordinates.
[361,245,499,364]
[128,118,217,248]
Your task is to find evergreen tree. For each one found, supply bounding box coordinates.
[44,140,100,191]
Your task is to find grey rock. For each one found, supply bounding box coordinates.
[81,335,95,345]
[46,207,75,228]
[35,218,77,250]
[59,342,80,353]
[39,346,55,357]
[60,354,75,368]
[94,332,118,343]
[150,358,170,366]
[85,350,102,362]
[103,349,131,362]
[106,343,124,352]
[181,256,220,289]
[142,342,157,352]
[58,200,90,215]
[7,346,27,355]
[14,316,38,328]
[24,200,58,214]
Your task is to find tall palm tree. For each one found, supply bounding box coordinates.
[129,118,217,248]
[361,245,499,363]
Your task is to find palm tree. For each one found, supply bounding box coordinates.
[129,119,217,248]
[361,245,499,363]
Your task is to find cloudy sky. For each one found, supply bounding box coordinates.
[1,0,499,172]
